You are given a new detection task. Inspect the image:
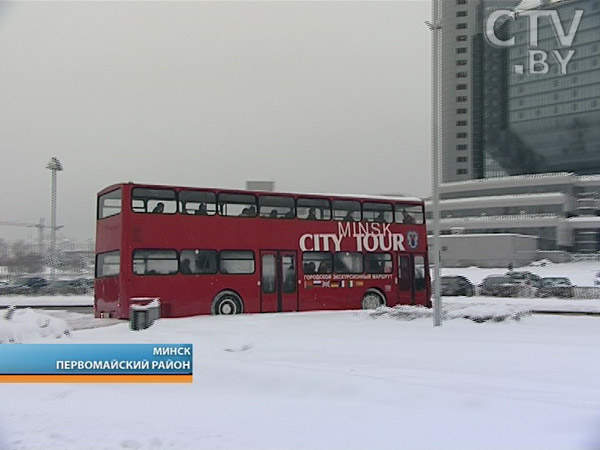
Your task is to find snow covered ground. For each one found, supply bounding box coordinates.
[1,303,600,450]
[1,259,600,450]
[0,296,93,308]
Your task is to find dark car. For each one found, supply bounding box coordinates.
[535,277,575,298]
[479,275,521,297]
[506,271,542,288]
[0,276,48,295]
[40,278,91,295]
[441,276,474,296]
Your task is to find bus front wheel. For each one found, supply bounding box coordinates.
[362,290,385,310]
[211,291,244,315]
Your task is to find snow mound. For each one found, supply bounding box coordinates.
[445,303,532,322]
[0,307,72,343]
[370,304,532,323]
[369,305,432,321]
[529,259,554,267]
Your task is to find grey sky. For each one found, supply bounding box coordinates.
[0,1,431,241]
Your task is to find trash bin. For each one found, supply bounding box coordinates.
[129,298,161,331]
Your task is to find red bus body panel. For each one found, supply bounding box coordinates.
[95,183,431,319]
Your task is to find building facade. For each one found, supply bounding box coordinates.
[441,0,600,182]
[426,172,600,253]
[432,0,600,262]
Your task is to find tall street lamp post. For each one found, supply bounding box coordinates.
[426,0,442,326]
[46,157,63,281]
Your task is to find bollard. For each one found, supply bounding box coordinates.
[129,298,161,331]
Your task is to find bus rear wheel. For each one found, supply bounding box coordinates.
[362,290,385,310]
[211,291,244,315]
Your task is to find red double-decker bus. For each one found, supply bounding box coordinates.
[95,183,431,319]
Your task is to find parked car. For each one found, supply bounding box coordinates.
[441,276,474,296]
[0,276,48,295]
[81,278,94,290]
[535,277,575,298]
[39,278,91,295]
[594,271,600,286]
[479,275,521,297]
[506,271,542,288]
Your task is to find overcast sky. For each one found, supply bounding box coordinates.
[0,1,431,242]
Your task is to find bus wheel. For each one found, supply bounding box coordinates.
[211,291,244,315]
[362,290,385,310]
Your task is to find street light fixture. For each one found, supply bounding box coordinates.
[46,157,63,281]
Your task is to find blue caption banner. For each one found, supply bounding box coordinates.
[0,344,193,375]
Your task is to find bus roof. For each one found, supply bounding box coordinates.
[98,182,424,204]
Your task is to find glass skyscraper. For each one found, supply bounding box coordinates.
[442,0,600,182]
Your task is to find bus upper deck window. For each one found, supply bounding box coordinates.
[218,193,257,217]
[395,204,424,225]
[258,195,295,219]
[332,200,361,222]
[297,198,331,221]
[179,190,217,215]
[98,189,122,219]
[363,202,393,223]
[132,188,177,214]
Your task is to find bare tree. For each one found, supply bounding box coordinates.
[59,251,88,273]
[8,240,44,275]
[0,239,9,267]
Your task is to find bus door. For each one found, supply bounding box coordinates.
[260,250,298,313]
[397,253,428,306]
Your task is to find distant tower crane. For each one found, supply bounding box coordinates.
[0,218,61,254]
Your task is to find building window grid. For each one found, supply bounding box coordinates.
[456,5,598,181]
[511,83,600,111]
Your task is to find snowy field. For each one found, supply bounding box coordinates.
[1,304,600,450]
[1,259,600,450]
